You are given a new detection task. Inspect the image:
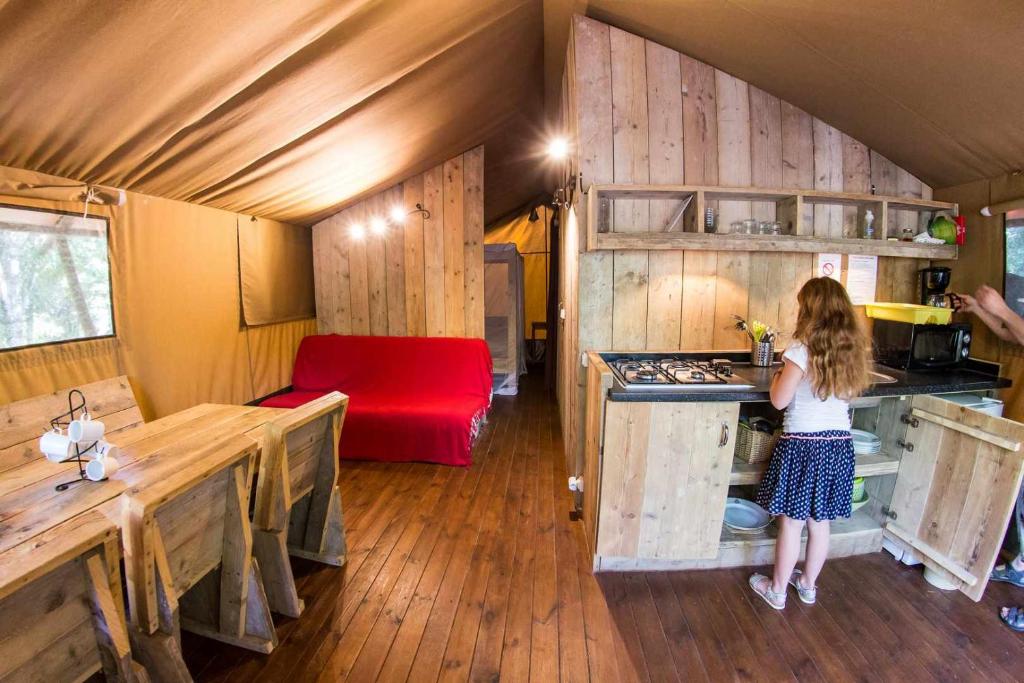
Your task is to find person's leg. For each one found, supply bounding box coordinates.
[771,515,805,593]
[802,518,831,588]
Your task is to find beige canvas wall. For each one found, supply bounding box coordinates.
[312,146,485,339]
[0,165,315,419]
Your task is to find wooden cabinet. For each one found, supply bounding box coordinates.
[882,394,1024,601]
[582,376,1024,600]
[592,398,739,563]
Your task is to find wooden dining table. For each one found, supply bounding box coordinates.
[0,397,347,682]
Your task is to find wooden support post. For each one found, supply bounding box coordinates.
[84,552,136,681]
[252,528,304,617]
[219,464,252,638]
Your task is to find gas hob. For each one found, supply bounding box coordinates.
[607,356,756,392]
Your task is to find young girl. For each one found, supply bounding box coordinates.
[749,277,871,609]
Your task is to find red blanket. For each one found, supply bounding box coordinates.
[261,335,492,466]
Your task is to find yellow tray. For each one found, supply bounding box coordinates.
[864,302,952,325]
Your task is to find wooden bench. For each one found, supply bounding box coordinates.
[107,430,277,681]
[0,375,143,475]
[246,392,349,616]
[0,510,147,682]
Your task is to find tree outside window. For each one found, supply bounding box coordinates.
[0,205,114,350]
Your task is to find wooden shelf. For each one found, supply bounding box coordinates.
[720,508,881,548]
[729,451,900,486]
[585,183,958,259]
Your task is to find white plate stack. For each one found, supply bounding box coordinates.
[851,429,881,455]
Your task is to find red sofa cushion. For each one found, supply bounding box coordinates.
[262,335,492,466]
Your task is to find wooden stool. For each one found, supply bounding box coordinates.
[0,510,148,682]
[248,392,349,617]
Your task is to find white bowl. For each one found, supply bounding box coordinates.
[724,497,772,531]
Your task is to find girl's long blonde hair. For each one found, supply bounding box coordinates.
[793,277,871,400]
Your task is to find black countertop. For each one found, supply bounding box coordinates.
[601,351,1012,402]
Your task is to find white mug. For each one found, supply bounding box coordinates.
[39,429,74,463]
[68,413,105,443]
[78,440,120,461]
[85,455,119,481]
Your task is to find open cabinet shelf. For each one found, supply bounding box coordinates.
[729,451,900,486]
[585,183,958,259]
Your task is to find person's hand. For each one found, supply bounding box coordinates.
[975,285,1011,317]
[955,293,980,314]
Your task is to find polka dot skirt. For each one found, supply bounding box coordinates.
[755,430,855,522]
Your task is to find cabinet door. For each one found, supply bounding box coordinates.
[597,401,739,560]
[582,355,613,556]
[886,394,1024,601]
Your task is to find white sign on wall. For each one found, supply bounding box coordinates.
[816,253,842,282]
[846,255,879,305]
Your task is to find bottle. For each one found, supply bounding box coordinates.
[862,209,875,239]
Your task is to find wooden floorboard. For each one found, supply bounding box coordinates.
[187,373,1024,682]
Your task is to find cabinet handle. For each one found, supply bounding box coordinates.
[897,439,914,452]
[719,422,730,448]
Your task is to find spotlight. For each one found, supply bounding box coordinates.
[547,137,569,160]
[370,217,387,235]
[350,223,366,239]
[389,206,407,223]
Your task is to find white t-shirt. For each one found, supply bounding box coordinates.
[781,342,852,433]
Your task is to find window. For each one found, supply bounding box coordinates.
[1007,213,1024,318]
[0,205,114,350]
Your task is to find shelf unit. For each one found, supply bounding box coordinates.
[585,183,958,259]
[729,451,900,486]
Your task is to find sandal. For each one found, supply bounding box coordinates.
[991,563,1024,588]
[788,570,817,605]
[1000,606,1024,633]
[749,573,786,610]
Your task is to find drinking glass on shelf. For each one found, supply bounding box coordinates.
[742,218,758,234]
[730,221,745,234]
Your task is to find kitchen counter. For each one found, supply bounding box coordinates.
[601,351,1011,402]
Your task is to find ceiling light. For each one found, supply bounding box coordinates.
[547,137,569,160]
[350,223,366,239]
[389,206,407,223]
[370,217,387,235]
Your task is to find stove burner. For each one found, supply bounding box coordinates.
[690,370,705,381]
[635,369,660,381]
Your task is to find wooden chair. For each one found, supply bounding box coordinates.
[0,375,143,475]
[0,510,148,682]
[113,433,276,682]
[248,391,348,617]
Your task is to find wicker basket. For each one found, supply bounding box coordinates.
[734,423,778,464]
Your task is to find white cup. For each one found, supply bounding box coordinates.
[39,429,74,463]
[97,442,120,461]
[68,413,105,443]
[85,455,119,481]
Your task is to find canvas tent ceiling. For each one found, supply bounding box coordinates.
[544,0,1024,191]
[0,0,545,225]
[2,1,1021,228]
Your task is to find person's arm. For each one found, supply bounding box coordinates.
[770,358,804,410]
[958,294,1017,342]
[975,285,1024,346]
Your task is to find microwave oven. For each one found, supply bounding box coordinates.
[872,320,972,371]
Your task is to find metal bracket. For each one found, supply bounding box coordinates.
[881,505,898,520]
[897,439,914,452]
[900,413,920,428]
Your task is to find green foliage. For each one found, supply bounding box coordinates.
[0,212,113,350]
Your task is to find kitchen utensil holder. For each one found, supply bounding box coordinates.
[734,424,778,464]
[750,340,773,367]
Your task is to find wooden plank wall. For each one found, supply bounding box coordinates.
[560,15,933,475]
[312,147,485,339]
[570,15,931,353]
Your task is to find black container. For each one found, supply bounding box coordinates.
[873,319,972,370]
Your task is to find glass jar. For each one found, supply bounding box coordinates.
[741,218,758,234]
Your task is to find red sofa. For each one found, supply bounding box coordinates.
[260,335,492,466]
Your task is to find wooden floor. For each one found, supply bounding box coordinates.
[186,374,1024,682]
